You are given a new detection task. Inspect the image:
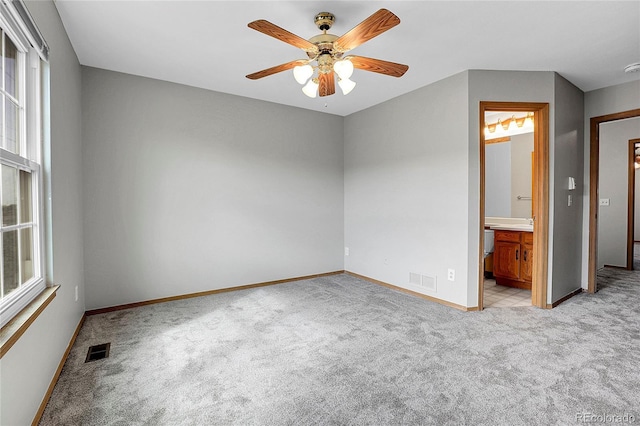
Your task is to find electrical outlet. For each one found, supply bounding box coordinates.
[447,269,455,281]
[600,198,610,206]
[344,247,349,256]
[75,286,78,302]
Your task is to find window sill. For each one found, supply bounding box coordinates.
[0,285,59,358]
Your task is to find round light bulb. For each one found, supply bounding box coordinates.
[333,59,354,79]
[293,64,313,85]
[338,77,356,95]
[524,113,534,128]
[302,79,319,98]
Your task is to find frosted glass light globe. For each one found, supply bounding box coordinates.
[333,60,354,79]
[293,65,313,85]
[338,78,356,95]
[302,79,319,98]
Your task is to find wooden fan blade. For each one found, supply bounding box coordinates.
[248,20,318,53]
[348,56,408,78]
[246,60,307,80]
[333,9,400,52]
[318,72,335,97]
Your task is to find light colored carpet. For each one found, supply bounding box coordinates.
[40,270,640,425]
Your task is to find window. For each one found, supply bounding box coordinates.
[0,1,47,328]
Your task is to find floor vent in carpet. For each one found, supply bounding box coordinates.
[85,343,111,362]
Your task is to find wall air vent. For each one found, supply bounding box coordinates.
[409,273,421,286]
[410,272,437,291]
[421,275,437,291]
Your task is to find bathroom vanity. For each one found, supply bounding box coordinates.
[492,229,533,290]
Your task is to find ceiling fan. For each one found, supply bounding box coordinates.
[246,9,409,98]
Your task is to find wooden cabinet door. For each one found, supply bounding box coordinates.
[494,241,520,280]
[521,243,533,282]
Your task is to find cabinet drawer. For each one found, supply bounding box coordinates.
[523,232,533,244]
[495,230,520,243]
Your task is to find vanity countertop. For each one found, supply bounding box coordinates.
[489,224,533,232]
[485,216,533,232]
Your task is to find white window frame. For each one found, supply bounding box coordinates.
[0,1,47,329]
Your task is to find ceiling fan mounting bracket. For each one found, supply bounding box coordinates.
[314,12,335,31]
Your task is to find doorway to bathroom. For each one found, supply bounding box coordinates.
[478,102,549,310]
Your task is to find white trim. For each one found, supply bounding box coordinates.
[0,4,30,54]
[0,25,27,157]
[0,147,38,170]
[0,277,45,328]
[27,48,41,162]
[0,8,46,328]
[0,0,49,62]
[0,223,34,233]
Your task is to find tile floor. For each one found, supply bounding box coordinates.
[483,278,531,308]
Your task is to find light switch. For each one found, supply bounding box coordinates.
[599,198,610,206]
[568,195,572,206]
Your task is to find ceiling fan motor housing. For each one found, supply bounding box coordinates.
[307,33,340,58]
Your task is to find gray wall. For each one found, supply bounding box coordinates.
[582,80,640,282]
[0,1,85,425]
[551,74,584,300]
[597,117,640,268]
[82,67,344,309]
[344,71,470,306]
[344,69,583,307]
[485,142,511,217]
[468,70,556,305]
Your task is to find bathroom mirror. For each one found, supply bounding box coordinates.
[484,111,534,219]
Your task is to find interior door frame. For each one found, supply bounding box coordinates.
[588,109,640,292]
[479,101,549,310]
[627,139,640,269]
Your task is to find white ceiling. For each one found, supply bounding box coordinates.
[52,1,640,117]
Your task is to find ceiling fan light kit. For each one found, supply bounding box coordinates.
[246,9,408,98]
[302,79,319,98]
[334,59,354,80]
[293,64,313,84]
[338,77,356,95]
